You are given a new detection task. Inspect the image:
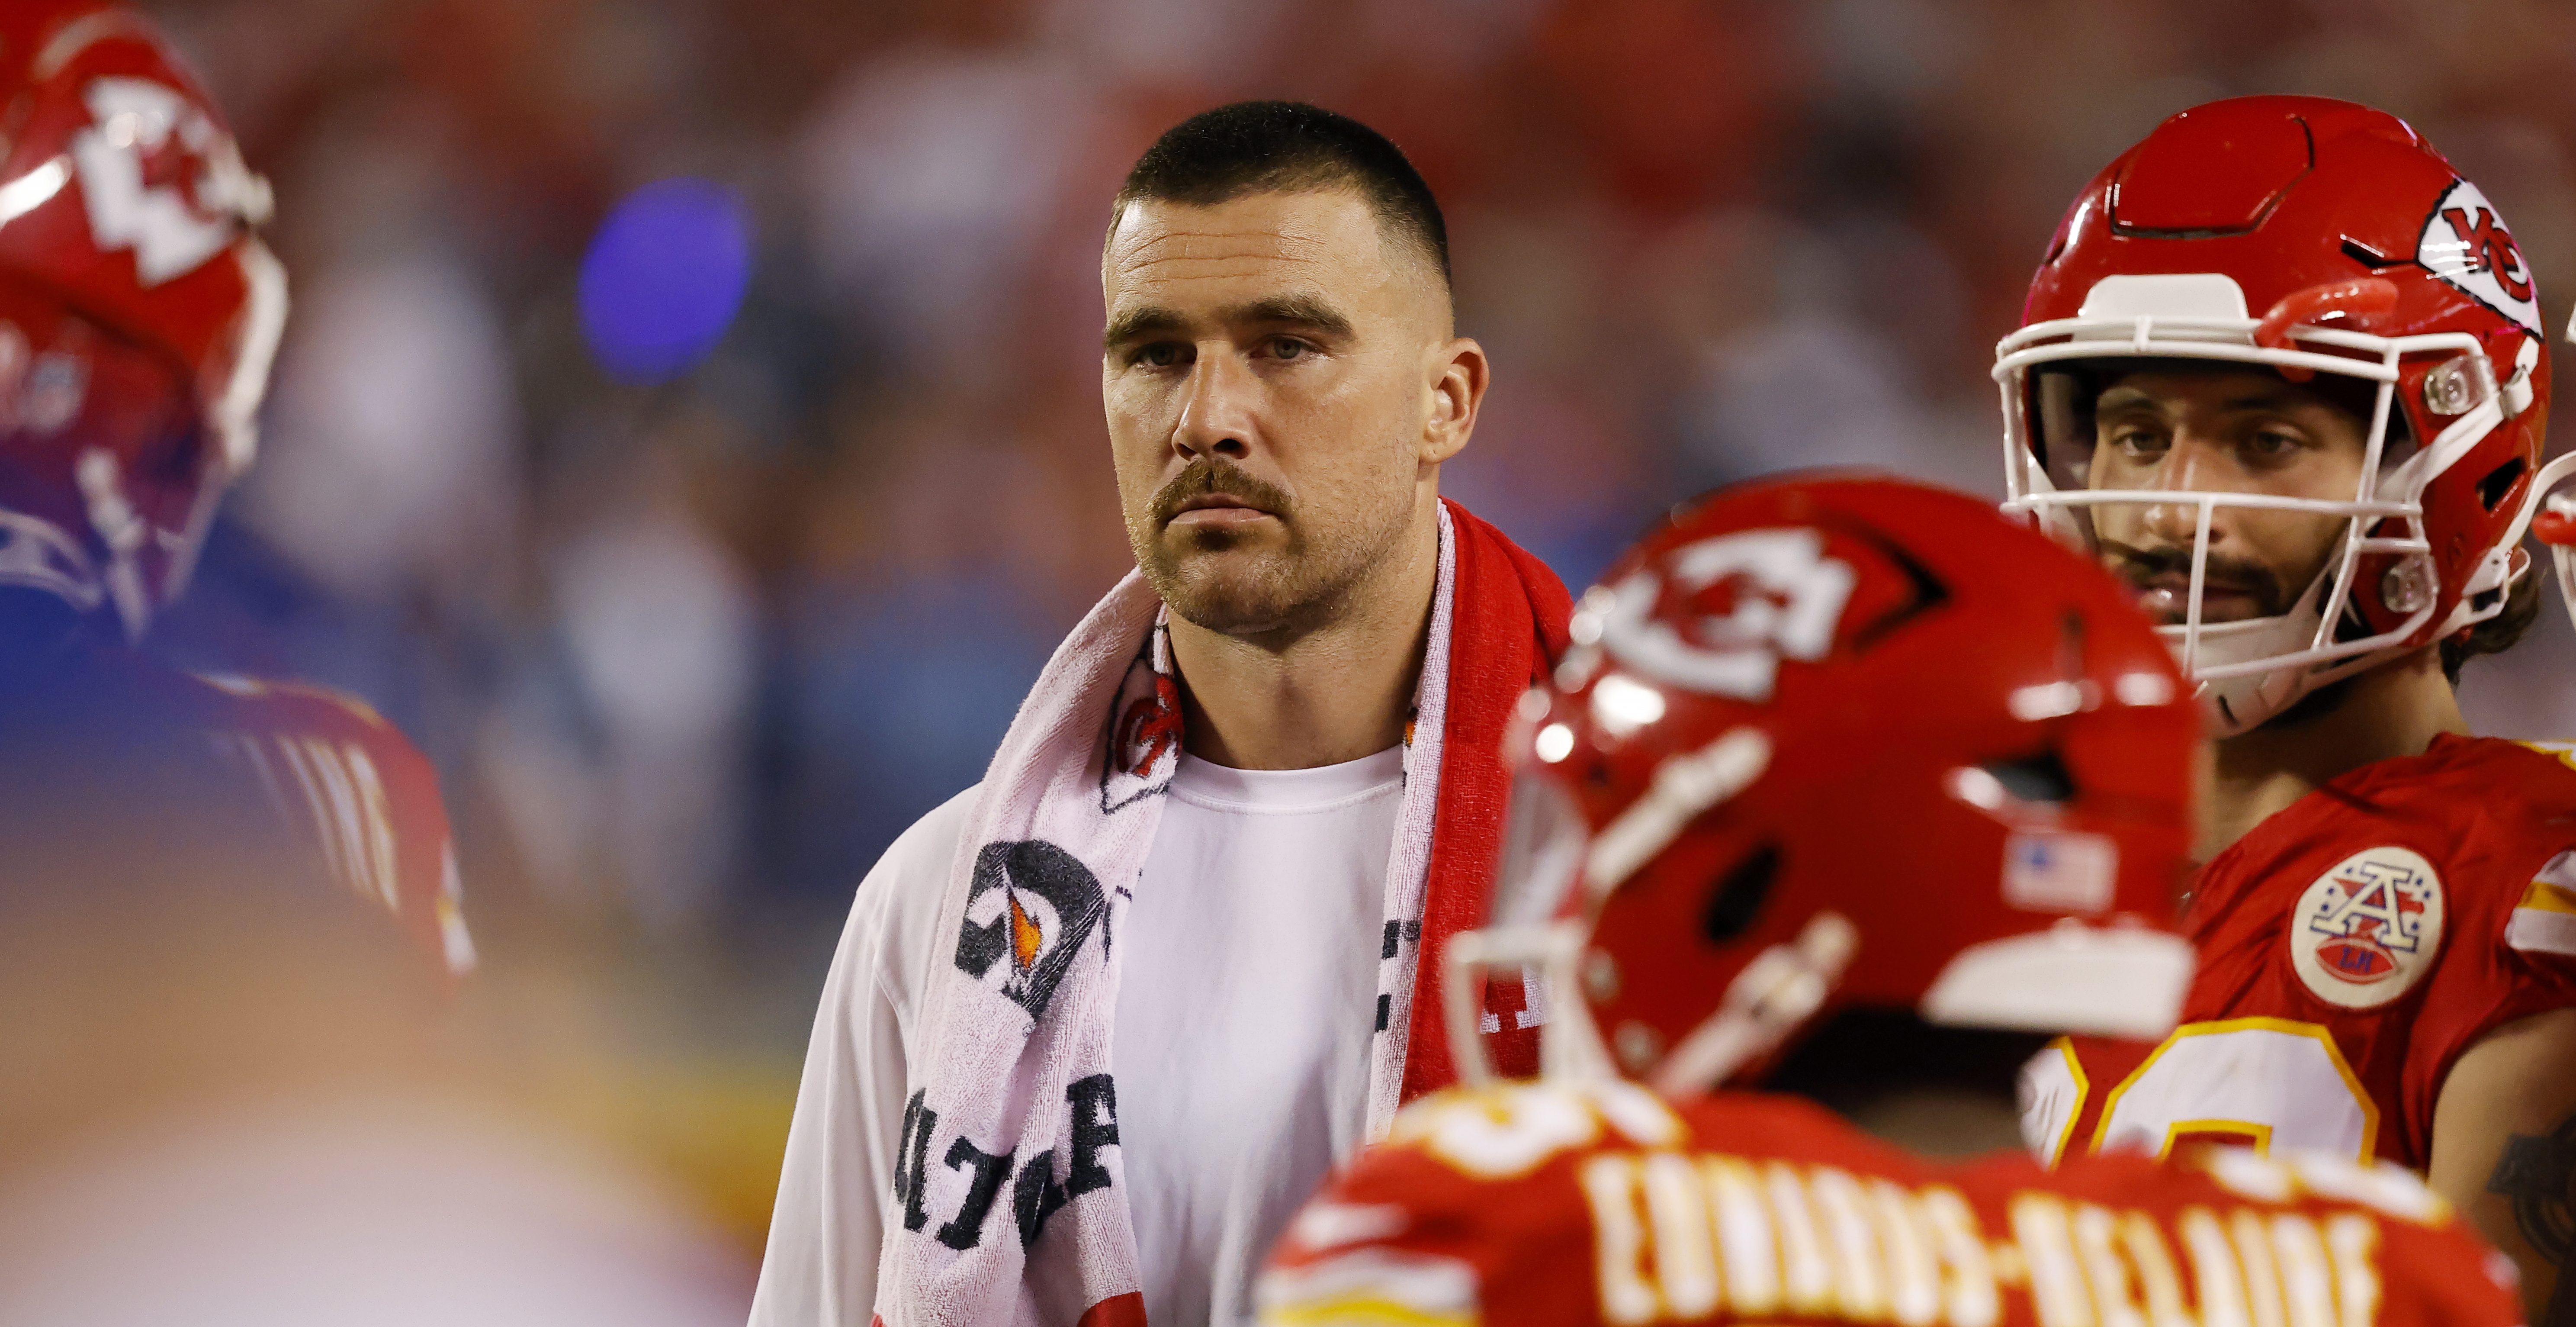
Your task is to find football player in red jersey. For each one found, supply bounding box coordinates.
[0,2,469,982]
[1995,95,2576,1318]
[1258,474,2523,1327]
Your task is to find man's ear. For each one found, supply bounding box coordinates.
[1422,336,1487,465]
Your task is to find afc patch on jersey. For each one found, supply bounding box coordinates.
[2290,846,2445,1009]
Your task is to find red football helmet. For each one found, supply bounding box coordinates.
[0,2,284,639]
[1997,97,2571,735]
[1443,474,2199,1098]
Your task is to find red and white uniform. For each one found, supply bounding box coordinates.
[182,668,473,983]
[1259,1079,2518,1327]
[2024,735,2576,1170]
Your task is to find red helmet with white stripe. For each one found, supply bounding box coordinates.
[0,1,284,638]
[1997,96,2569,734]
[1444,474,2198,1096]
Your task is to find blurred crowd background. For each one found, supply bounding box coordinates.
[113,0,2576,1308]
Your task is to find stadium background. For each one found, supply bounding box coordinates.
[124,0,2576,1308]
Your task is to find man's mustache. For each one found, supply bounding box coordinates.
[1149,461,1293,528]
[2097,538,2291,618]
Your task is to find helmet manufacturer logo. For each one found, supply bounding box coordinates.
[2289,846,2444,1009]
[1599,528,1856,702]
[69,78,265,287]
[2417,179,2541,333]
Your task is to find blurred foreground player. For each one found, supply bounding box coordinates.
[1995,97,2576,1314]
[1258,475,2519,1327]
[0,1,468,980]
[0,663,745,1324]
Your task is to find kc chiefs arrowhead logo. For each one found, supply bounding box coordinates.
[69,77,270,287]
[2290,845,2446,1010]
[2417,179,2541,334]
[1598,528,1859,703]
[1099,624,1181,813]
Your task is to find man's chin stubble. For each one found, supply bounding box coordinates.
[1149,547,1309,636]
[1141,524,1353,638]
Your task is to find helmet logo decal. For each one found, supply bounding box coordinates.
[1600,528,1856,701]
[69,77,262,286]
[2417,179,2541,333]
[2289,845,2445,1009]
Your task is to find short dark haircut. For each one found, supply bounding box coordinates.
[1111,100,1450,290]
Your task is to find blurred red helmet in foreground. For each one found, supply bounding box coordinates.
[1998,96,2570,734]
[0,2,284,638]
[1446,473,2199,1096]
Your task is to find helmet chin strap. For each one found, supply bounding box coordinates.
[1645,912,1858,1097]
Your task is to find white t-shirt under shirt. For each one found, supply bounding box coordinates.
[748,745,1407,1327]
[1115,747,1404,1327]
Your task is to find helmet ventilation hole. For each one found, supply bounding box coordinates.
[1979,750,2077,804]
[1701,844,1782,944]
[2478,456,2528,512]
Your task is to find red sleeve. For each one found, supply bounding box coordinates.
[2403,750,2576,1140]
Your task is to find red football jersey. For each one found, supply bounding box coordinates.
[185,672,475,984]
[1259,1079,2518,1327]
[2023,735,2576,1170]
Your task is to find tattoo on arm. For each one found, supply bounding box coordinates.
[2489,1114,2576,1324]
[2492,1118,2576,1261]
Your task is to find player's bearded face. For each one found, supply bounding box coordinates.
[1127,455,1409,635]
[2078,368,2370,627]
[1100,189,1442,636]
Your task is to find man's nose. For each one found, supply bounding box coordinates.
[2131,431,2242,546]
[1171,347,1256,462]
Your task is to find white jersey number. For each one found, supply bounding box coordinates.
[2022,1018,2379,1166]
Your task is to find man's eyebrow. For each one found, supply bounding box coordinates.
[1103,306,1189,350]
[1220,295,1355,338]
[1103,296,1359,351]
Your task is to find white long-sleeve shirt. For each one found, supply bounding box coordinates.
[750,747,1405,1327]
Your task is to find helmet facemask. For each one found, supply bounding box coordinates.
[1442,731,1858,1097]
[0,291,217,641]
[1440,761,1610,1085]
